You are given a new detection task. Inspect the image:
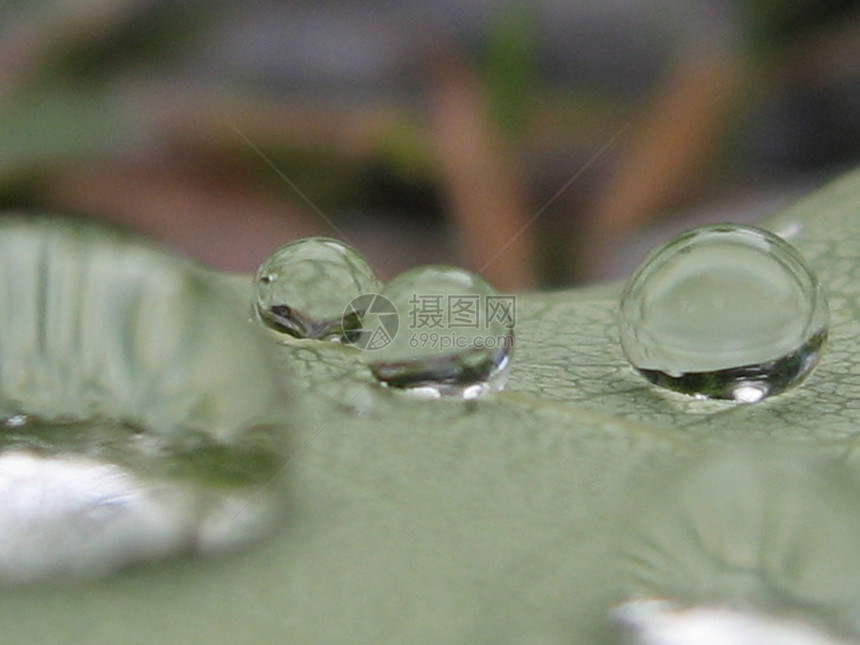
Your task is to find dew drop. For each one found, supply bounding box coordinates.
[254,237,381,340]
[617,448,860,636]
[619,224,828,401]
[0,216,292,584]
[359,266,513,399]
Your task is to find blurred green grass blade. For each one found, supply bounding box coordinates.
[482,1,539,136]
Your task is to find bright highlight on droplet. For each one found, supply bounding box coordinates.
[0,215,292,584]
[619,223,828,402]
[615,599,856,645]
[361,266,513,399]
[254,237,381,340]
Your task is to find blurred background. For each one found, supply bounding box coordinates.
[1,0,859,290]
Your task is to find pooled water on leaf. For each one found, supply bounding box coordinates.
[619,224,828,402]
[0,216,292,584]
[361,266,513,399]
[254,237,381,340]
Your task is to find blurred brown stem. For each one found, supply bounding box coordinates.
[429,55,536,291]
[582,48,749,280]
[0,0,151,105]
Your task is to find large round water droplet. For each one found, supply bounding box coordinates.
[254,237,381,340]
[0,215,292,584]
[360,266,513,399]
[619,224,828,402]
[617,448,860,634]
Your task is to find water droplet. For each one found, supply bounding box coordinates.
[0,216,292,583]
[619,224,828,401]
[360,266,513,399]
[254,237,381,340]
[618,448,860,634]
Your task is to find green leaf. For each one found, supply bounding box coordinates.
[2,167,860,643]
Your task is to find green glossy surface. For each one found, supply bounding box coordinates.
[3,168,860,642]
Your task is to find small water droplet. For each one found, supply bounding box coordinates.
[254,237,381,340]
[359,266,513,399]
[619,224,828,401]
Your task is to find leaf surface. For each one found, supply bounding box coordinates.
[2,168,860,644]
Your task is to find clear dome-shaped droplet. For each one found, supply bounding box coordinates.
[616,448,860,638]
[359,266,513,399]
[0,215,293,584]
[619,224,828,402]
[254,237,381,341]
